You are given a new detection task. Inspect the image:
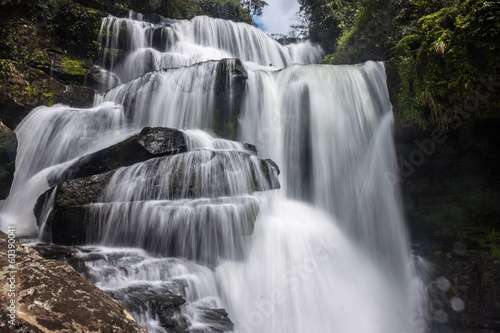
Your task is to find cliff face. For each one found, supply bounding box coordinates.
[396,120,500,332]
[0,231,148,332]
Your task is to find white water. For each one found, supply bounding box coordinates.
[2,12,426,333]
[0,102,127,234]
[97,12,323,86]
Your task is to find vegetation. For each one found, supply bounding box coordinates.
[300,0,500,129]
[0,0,267,69]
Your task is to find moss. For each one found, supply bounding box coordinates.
[43,92,54,106]
[0,60,11,79]
[62,57,87,77]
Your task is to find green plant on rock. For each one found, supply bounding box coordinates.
[391,0,500,129]
[62,56,87,77]
[0,60,11,79]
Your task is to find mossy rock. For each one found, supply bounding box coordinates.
[0,59,94,128]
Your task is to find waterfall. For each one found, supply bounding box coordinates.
[0,102,127,234]
[97,11,323,86]
[2,11,426,333]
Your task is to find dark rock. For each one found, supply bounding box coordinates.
[214,58,248,140]
[37,150,280,246]
[0,121,17,199]
[36,172,114,244]
[49,127,187,186]
[0,60,95,129]
[85,65,121,91]
[243,142,258,154]
[396,120,500,249]
[418,248,500,333]
[0,231,147,333]
[195,307,234,332]
[106,285,189,332]
[36,52,92,86]
[396,119,500,332]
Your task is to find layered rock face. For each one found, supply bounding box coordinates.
[36,127,280,247]
[0,231,147,333]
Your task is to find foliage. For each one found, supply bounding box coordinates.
[297,0,360,53]
[62,57,87,77]
[304,0,500,129]
[72,0,264,23]
[392,0,500,128]
[0,59,11,79]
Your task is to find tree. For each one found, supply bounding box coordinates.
[241,0,268,16]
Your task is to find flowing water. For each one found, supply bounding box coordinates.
[1,11,426,333]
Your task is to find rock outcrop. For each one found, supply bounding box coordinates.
[0,231,147,332]
[0,60,95,129]
[36,127,280,246]
[420,249,500,333]
[396,119,500,332]
[0,121,17,199]
[49,126,187,186]
[37,150,280,245]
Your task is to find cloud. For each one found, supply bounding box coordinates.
[257,0,300,34]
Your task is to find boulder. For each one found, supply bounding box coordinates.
[0,231,147,332]
[85,65,121,91]
[36,172,114,244]
[0,60,95,129]
[0,121,17,199]
[49,127,187,186]
[36,150,280,245]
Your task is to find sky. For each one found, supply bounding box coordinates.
[255,0,300,34]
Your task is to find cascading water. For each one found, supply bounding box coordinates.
[2,11,427,333]
[97,11,323,86]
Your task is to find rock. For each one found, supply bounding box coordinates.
[106,285,189,332]
[0,60,95,129]
[0,121,17,199]
[49,127,187,186]
[0,231,147,333]
[36,172,113,244]
[419,249,500,333]
[37,150,280,246]
[195,307,234,332]
[396,120,500,332]
[35,52,93,86]
[85,65,121,91]
[214,58,248,140]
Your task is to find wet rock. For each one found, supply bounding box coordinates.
[49,127,187,186]
[397,120,500,332]
[0,231,147,333]
[0,60,95,129]
[214,58,248,140]
[36,52,92,86]
[0,121,17,199]
[418,249,500,333]
[37,150,280,246]
[36,172,114,244]
[195,307,234,332]
[85,65,121,91]
[107,285,189,332]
